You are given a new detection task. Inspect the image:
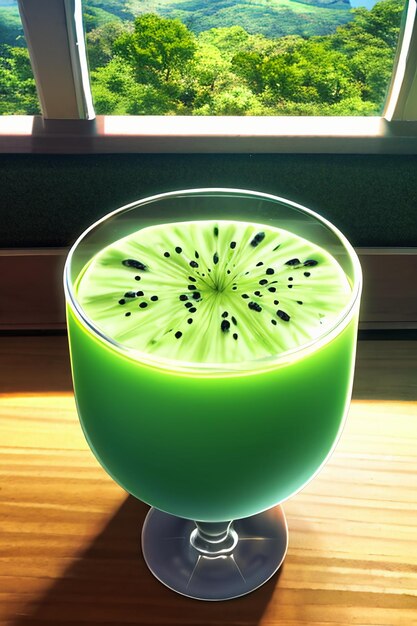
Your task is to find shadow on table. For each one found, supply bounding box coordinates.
[13,496,280,626]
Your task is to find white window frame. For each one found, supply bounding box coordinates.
[0,0,417,154]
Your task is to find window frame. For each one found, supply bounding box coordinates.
[0,0,416,154]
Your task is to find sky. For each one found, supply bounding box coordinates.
[350,0,379,8]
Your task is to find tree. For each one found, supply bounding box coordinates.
[87,21,133,71]
[90,57,172,114]
[0,45,39,114]
[113,14,197,84]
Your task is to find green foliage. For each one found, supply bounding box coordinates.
[163,0,352,39]
[0,45,40,114]
[0,0,405,117]
[140,0,354,39]
[113,13,197,83]
[291,0,350,9]
[87,1,403,116]
[87,21,133,70]
[82,0,135,32]
[0,6,25,46]
[85,0,134,21]
[91,57,173,113]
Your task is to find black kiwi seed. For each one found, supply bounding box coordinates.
[188,285,197,290]
[233,333,238,340]
[231,316,237,325]
[288,277,293,281]
[139,302,148,309]
[221,320,230,332]
[175,246,182,254]
[214,226,219,237]
[285,258,300,266]
[256,261,264,267]
[185,302,193,309]
[254,291,261,296]
[190,260,199,268]
[248,301,262,312]
[273,244,281,251]
[304,259,318,267]
[304,271,311,277]
[230,241,236,249]
[150,295,158,302]
[274,300,279,305]
[227,270,231,274]
[271,319,277,325]
[232,286,237,291]
[213,253,219,265]
[187,318,193,324]
[288,285,293,289]
[268,287,276,293]
[189,307,197,313]
[125,312,131,317]
[222,312,229,318]
[179,294,188,301]
[122,259,147,270]
[135,276,141,281]
[164,252,170,258]
[266,268,275,275]
[277,309,290,322]
[250,232,265,247]
[136,290,144,297]
[259,279,268,286]
[118,299,126,305]
[241,294,249,299]
[124,291,136,298]
[188,276,197,282]
[192,292,201,300]
[175,331,182,339]
[297,300,303,305]
[195,251,199,259]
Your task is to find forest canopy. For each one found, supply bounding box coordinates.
[0,0,404,116]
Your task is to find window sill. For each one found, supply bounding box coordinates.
[1,115,417,154]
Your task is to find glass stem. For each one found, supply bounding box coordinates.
[190,520,238,556]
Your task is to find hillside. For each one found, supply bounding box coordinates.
[0,4,23,46]
[126,0,353,37]
[0,0,354,43]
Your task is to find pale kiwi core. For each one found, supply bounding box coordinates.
[75,220,351,364]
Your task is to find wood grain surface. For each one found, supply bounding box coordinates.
[0,336,416,626]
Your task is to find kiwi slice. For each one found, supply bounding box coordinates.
[76,220,351,364]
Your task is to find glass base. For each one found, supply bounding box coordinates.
[141,506,288,601]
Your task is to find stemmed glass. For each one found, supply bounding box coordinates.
[64,188,361,600]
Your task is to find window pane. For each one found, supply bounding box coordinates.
[85,0,406,116]
[0,0,40,114]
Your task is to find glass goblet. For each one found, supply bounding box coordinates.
[64,188,362,600]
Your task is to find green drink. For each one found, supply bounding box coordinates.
[65,189,361,600]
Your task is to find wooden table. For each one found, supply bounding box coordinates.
[1,336,416,626]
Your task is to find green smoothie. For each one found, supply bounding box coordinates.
[67,218,358,521]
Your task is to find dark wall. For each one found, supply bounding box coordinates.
[2,153,417,248]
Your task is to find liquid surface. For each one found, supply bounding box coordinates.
[76,220,351,364]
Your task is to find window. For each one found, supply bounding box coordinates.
[0,0,416,153]
[85,0,406,117]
